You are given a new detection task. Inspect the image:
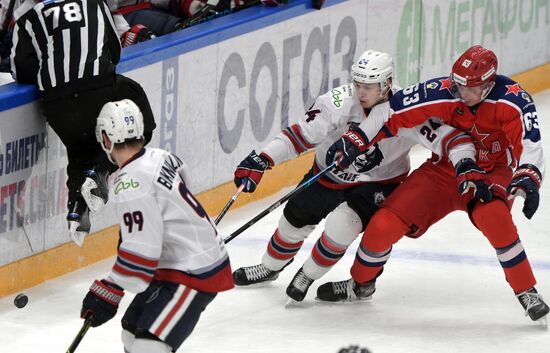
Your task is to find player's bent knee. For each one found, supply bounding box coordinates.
[362,208,408,251]
[277,214,315,243]
[471,199,518,246]
[131,338,172,353]
[283,200,322,228]
[121,329,135,353]
[324,203,363,246]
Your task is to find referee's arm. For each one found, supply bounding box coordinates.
[100,0,121,65]
[10,20,38,84]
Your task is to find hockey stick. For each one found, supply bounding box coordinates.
[223,162,336,244]
[66,317,93,353]
[214,183,245,225]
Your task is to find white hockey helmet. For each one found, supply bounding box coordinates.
[96,99,145,162]
[351,50,394,92]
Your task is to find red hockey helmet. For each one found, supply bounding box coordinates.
[451,45,497,87]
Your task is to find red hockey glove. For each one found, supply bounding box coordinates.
[121,24,156,48]
[325,125,370,170]
[81,279,124,327]
[507,164,542,219]
[234,150,272,193]
[455,158,493,203]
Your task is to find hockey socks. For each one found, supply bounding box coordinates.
[471,200,536,293]
[351,208,409,283]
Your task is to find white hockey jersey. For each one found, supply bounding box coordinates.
[261,84,474,188]
[106,148,234,294]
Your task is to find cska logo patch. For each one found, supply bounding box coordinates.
[439,78,453,92]
[505,83,522,96]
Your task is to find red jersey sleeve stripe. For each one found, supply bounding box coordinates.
[119,248,159,268]
[113,263,154,283]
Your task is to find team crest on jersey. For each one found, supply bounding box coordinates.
[505,83,522,96]
[439,78,453,92]
[491,141,501,153]
[426,82,438,89]
[373,192,386,206]
[521,92,531,102]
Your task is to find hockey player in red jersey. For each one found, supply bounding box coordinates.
[321,45,548,322]
[231,50,476,303]
[79,100,234,352]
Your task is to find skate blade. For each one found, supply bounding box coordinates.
[313,295,372,304]
[285,297,300,308]
[234,278,279,288]
[536,315,548,328]
[69,222,86,247]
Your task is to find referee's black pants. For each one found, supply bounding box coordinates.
[43,75,156,211]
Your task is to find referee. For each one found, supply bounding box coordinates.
[10,0,156,244]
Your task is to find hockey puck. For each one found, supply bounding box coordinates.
[14,293,28,308]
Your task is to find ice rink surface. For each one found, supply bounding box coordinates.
[2,90,550,353]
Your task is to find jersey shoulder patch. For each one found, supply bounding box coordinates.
[489,75,534,111]
[391,77,456,112]
[111,170,149,202]
[322,83,354,110]
[111,149,166,202]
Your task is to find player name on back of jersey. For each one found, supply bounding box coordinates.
[156,153,184,191]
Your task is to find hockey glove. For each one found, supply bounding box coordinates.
[81,279,124,327]
[325,125,370,170]
[507,164,542,219]
[455,158,493,203]
[261,0,288,5]
[234,150,272,193]
[121,24,156,48]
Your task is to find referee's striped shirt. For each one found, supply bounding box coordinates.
[10,0,120,98]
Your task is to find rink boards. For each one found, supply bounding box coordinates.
[1,0,550,297]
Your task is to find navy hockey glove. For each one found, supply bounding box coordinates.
[325,125,370,170]
[261,0,287,5]
[121,25,156,48]
[455,158,492,203]
[507,164,542,219]
[234,150,272,193]
[81,279,124,327]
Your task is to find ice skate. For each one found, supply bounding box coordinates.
[285,267,314,303]
[81,169,109,212]
[233,258,293,286]
[516,288,549,323]
[316,278,375,302]
[67,198,90,247]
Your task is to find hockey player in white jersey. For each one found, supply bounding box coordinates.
[79,99,234,353]
[232,50,476,302]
